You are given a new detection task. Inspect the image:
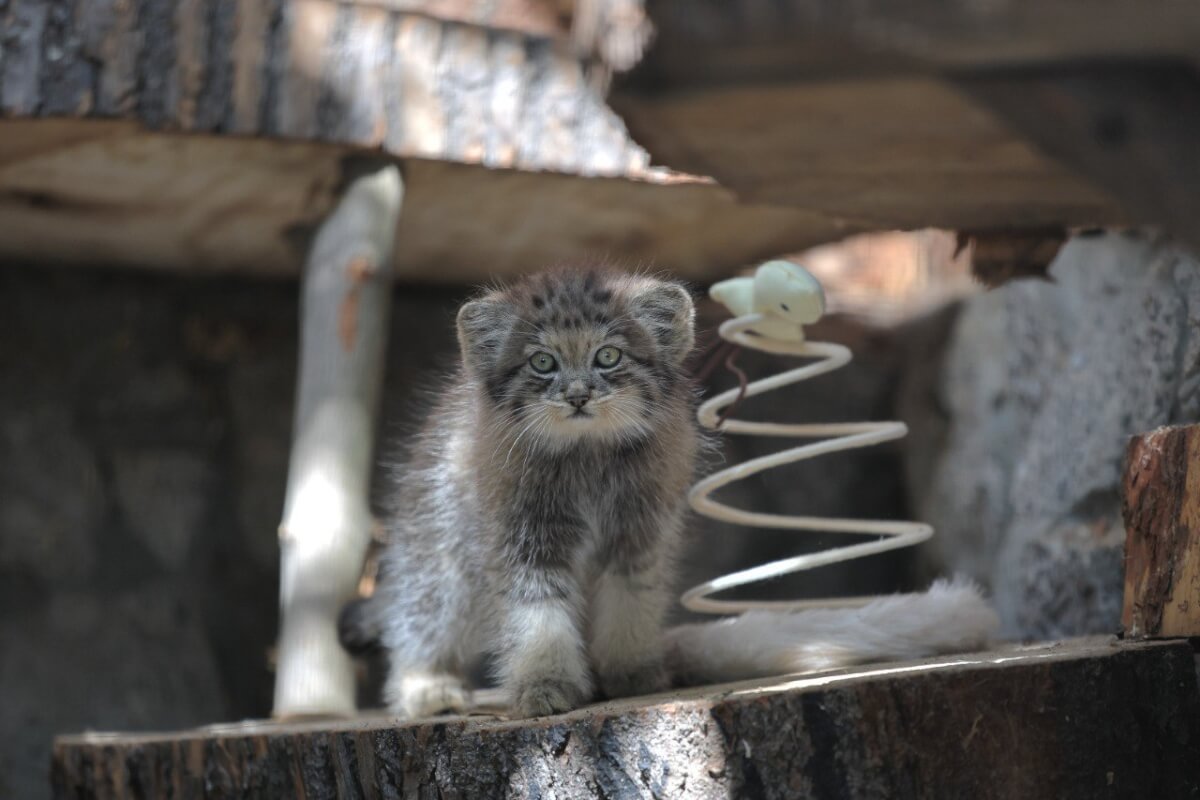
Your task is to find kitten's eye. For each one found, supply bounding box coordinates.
[595,346,622,368]
[529,352,557,373]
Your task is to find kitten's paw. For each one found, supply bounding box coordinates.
[385,671,469,719]
[510,676,590,718]
[598,661,669,700]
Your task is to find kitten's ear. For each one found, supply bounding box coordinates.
[457,297,514,373]
[632,282,695,365]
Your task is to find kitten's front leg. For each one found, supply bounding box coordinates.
[590,567,672,699]
[498,567,593,718]
[590,508,682,700]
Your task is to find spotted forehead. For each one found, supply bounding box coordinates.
[522,270,620,325]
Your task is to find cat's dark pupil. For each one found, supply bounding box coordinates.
[781,303,790,311]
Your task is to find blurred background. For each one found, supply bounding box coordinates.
[5,0,1200,796]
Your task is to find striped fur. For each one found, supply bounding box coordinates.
[353,266,700,718]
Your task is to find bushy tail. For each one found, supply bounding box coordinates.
[664,578,999,686]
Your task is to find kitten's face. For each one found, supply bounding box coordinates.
[457,269,694,448]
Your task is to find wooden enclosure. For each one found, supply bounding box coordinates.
[11,0,1200,796]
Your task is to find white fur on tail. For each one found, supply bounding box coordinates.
[664,578,999,686]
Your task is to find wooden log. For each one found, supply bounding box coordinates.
[51,638,1200,799]
[0,0,841,285]
[1121,424,1200,638]
[272,161,403,717]
[0,0,647,175]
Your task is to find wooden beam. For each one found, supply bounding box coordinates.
[0,120,841,284]
[1122,424,1200,638]
[632,0,1200,88]
[52,638,1200,798]
[614,77,1126,233]
[961,62,1200,254]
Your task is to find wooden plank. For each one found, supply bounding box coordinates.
[634,0,1200,88]
[1122,424,1200,638]
[961,63,1200,255]
[0,120,841,284]
[614,77,1127,233]
[51,638,1200,799]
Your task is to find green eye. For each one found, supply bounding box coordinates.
[529,352,557,373]
[595,346,622,368]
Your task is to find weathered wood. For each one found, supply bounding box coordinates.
[51,638,1200,799]
[1122,425,1200,638]
[633,0,1200,88]
[614,77,1126,233]
[0,0,646,175]
[0,0,852,283]
[616,3,1200,248]
[0,119,839,283]
[961,63,1200,255]
[271,162,403,717]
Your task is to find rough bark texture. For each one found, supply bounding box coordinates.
[0,0,644,175]
[52,639,1200,799]
[1122,425,1200,637]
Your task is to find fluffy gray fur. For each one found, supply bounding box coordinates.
[351,266,700,718]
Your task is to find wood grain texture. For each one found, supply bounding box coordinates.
[0,119,839,283]
[0,0,647,177]
[615,77,1127,233]
[634,0,1200,88]
[1122,425,1200,637]
[51,638,1200,799]
[962,63,1200,255]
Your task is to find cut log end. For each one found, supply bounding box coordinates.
[1121,424,1200,638]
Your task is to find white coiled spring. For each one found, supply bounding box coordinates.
[683,263,933,615]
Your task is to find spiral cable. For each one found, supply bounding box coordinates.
[684,312,933,615]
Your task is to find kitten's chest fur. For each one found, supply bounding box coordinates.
[475,428,660,535]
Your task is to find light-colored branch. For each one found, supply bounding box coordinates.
[272,163,404,717]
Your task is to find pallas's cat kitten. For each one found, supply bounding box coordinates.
[345,266,1000,719]
[351,266,699,718]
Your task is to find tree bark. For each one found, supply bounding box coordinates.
[1122,424,1200,638]
[0,0,647,176]
[53,639,1200,799]
[272,161,403,718]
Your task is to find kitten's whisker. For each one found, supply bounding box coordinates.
[502,413,544,467]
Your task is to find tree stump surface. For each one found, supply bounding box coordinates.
[1122,424,1200,637]
[52,637,1200,799]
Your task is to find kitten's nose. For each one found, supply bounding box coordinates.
[565,382,591,409]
